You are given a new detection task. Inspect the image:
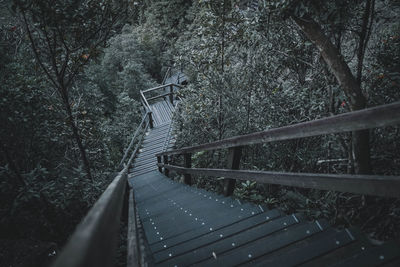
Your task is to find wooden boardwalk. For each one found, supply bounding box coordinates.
[127,101,400,266]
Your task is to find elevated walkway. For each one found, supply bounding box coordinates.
[51,81,400,267]
[127,100,400,266]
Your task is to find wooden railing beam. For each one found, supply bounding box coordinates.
[140,91,151,111]
[146,92,173,102]
[142,83,183,94]
[157,164,400,198]
[157,101,400,157]
[118,112,149,170]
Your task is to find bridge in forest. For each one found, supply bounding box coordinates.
[51,72,400,267]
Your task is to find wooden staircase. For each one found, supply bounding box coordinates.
[51,80,400,267]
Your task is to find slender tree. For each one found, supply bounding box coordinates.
[274,0,375,174]
[13,0,127,180]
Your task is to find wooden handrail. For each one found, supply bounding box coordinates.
[52,77,185,266]
[52,121,150,267]
[157,101,400,198]
[141,83,182,94]
[146,92,173,102]
[162,67,171,85]
[140,90,151,110]
[157,101,400,157]
[52,168,129,267]
[118,112,150,170]
[157,164,400,198]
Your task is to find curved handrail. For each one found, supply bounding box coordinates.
[118,111,149,170]
[141,83,183,94]
[52,118,151,267]
[157,101,400,157]
[156,101,400,198]
[118,112,149,169]
[162,67,171,85]
[52,73,185,267]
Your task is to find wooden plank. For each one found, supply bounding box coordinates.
[130,167,158,177]
[157,164,400,198]
[246,228,355,266]
[157,101,400,157]
[152,209,282,263]
[331,241,400,267]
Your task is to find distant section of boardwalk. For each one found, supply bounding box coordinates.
[127,100,400,266]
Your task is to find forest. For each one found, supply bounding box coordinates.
[1,0,399,266]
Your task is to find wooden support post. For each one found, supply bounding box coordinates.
[184,153,192,185]
[163,155,169,177]
[148,112,154,129]
[169,85,174,105]
[223,146,242,196]
[157,156,162,173]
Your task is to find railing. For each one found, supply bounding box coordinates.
[156,101,400,198]
[140,83,183,110]
[162,67,171,85]
[52,112,152,267]
[52,80,185,267]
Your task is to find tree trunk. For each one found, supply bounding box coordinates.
[292,16,371,174]
[61,89,93,181]
[356,0,374,85]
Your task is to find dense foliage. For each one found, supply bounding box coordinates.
[167,0,400,241]
[0,0,158,265]
[1,0,399,266]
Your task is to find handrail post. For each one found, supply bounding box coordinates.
[184,153,192,185]
[163,155,169,177]
[157,156,162,173]
[148,111,154,129]
[223,146,242,196]
[169,84,174,105]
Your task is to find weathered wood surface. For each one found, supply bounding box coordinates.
[142,83,182,94]
[129,169,400,266]
[157,101,400,156]
[126,98,400,266]
[157,164,400,198]
[149,100,175,127]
